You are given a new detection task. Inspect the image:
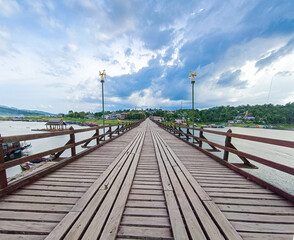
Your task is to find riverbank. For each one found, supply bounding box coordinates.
[0,116,130,127]
[190,122,294,130]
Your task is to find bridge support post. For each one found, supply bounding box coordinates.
[96,129,100,145]
[69,127,76,157]
[0,138,8,190]
[117,124,120,135]
[223,129,231,161]
[199,127,203,148]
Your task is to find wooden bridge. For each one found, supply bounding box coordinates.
[0,119,293,239]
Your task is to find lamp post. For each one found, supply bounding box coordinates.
[189,71,196,143]
[99,70,106,139]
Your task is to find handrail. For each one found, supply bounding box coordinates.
[0,123,129,143]
[0,120,142,194]
[173,124,294,148]
[151,119,294,202]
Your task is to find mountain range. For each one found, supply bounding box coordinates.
[0,105,55,117]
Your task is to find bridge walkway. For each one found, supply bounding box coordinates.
[0,119,293,239]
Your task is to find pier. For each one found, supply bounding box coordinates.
[0,119,293,239]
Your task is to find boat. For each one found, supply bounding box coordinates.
[3,141,31,161]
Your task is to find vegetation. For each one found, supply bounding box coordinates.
[125,112,146,120]
[1,103,293,129]
[151,103,294,125]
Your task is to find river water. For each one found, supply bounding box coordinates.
[0,121,105,179]
[1,121,293,194]
[186,126,294,194]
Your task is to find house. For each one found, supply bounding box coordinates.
[228,120,234,124]
[46,119,67,130]
[57,113,65,118]
[120,112,129,120]
[245,116,255,121]
[175,118,185,124]
[85,114,96,120]
[150,116,163,122]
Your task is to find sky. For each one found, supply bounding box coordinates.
[1,0,294,114]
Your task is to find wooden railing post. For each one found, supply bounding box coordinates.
[223,129,232,161]
[117,124,120,135]
[0,137,8,189]
[187,128,191,141]
[109,126,112,138]
[223,129,253,167]
[69,127,76,157]
[199,127,203,148]
[96,128,99,145]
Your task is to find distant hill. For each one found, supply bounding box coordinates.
[0,105,55,117]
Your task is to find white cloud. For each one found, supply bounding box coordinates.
[127,88,182,108]
[0,0,20,17]
[196,36,294,107]
[0,28,11,54]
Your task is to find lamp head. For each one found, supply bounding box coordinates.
[99,70,106,83]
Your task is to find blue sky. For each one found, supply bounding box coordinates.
[1,0,294,113]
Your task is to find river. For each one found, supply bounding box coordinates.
[185,126,294,194]
[1,121,293,194]
[0,121,104,179]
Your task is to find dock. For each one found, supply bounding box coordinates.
[0,119,293,239]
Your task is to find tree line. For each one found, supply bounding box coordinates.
[152,103,294,124]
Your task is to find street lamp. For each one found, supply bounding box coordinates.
[99,70,106,139]
[189,71,196,143]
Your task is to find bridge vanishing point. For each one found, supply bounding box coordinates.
[0,119,293,239]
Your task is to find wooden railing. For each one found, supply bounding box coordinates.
[152,120,294,202]
[0,121,142,196]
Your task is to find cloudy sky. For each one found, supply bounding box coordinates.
[1,0,294,114]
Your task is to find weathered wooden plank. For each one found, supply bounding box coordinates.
[0,220,56,234]
[117,226,173,239]
[213,197,293,207]
[154,131,224,240]
[45,212,80,240]
[153,132,207,239]
[218,204,294,214]
[130,189,163,195]
[14,189,83,198]
[224,212,294,223]
[71,131,143,212]
[232,221,294,234]
[208,192,281,200]
[204,201,243,240]
[40,177,95,183]
[0,202,72,213]
[121,216,170,227]
[151,129,190,239]
[63,131,145,240]
[2,195,78,205]
[0,210,64,222]
[132,184,162,190]
[23,185,88,192]
[240,232,294,240]
[124,207,168,217]
[126,200,166,208]
[100,133,145,239]
[204,187,273,194]
[0,234,45,240]
[33,181,91,187]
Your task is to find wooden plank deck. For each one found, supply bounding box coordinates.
[0,119,293,239]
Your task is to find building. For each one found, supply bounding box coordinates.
[46,119,67,130]
[120,113,129,120]
[150,116,163,122]
[175,118,185,124]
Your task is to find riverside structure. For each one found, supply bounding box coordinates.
[0,119,293,239]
